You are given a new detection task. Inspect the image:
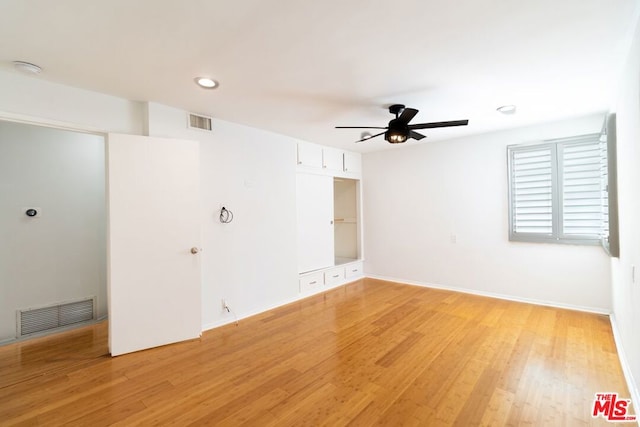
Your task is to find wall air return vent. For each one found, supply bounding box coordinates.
[188,113,213,131]
[17,297,96,338]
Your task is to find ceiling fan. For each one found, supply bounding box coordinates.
[336,104,469,144]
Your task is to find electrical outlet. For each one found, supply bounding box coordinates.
[221,298,229,312]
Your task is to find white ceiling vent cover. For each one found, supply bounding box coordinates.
[17,297,96,338]
[188,113,213,131]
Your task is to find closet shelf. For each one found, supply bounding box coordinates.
[334,217,357,224]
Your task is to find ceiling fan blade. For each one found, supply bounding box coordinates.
[409,119,469,130]
[409,131,426,140]
[355,131,386,143]
[397,108,418,124]
[335,126,388,129]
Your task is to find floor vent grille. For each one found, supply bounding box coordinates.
[17,297,96,337]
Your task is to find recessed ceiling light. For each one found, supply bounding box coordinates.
[194,77,219,89]
[13,61,42,74]
[497,105,517,115]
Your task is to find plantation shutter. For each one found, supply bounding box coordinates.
[509,144,555,238]
[558,137,603,240]
[600,136,610,242]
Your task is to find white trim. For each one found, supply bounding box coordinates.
[365,274,611,315]
[0,110,107,135]
[0,318,106,347]
[203,273,610,333]
[609,314,640,418]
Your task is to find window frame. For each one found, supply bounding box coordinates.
[507,134,604,246]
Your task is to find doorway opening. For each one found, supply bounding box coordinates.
[0,120,106,344]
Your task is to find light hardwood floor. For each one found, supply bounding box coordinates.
[0,278,632,426]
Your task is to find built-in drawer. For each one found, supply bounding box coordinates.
[324,266,345,287]
[299,272,324,293]
[345,261,364,279]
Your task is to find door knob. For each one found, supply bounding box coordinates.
[190,247,200,254]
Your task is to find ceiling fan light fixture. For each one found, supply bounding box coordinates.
[386,130,408,144]
[385,119,409,143]
[194,77,219,89]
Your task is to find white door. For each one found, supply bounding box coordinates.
[107,134,201,356]
[296,173,334,273]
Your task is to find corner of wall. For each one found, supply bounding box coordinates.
[609,314,640,416]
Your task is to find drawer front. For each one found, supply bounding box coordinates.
[324,267,345,287]
[299,272,324,293]
[345,262,364,279]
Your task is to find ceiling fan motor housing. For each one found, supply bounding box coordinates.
[388,104,405,116]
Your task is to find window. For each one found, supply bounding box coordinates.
[507,134,608,245]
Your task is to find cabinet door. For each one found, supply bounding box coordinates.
[296,173,334,273]
[297,143,323,168]
[322,147,344,172]
[343,152,362,174]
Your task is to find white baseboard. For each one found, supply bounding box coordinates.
[202,273,610,332]
[201,292,317,332]
[365,274,611,315]
[201,275,365,332]
[609,314,640,417]
[0,316,108,347]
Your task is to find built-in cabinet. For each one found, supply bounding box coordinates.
[296,142,364,295]
[322,147,344,172]
[296,142,362,178]
[296,143,323,168]
[343,152,362,174]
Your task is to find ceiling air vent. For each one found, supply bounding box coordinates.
[188,113,213,131]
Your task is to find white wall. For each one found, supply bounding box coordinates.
[611,11,640,407]
[363,114,611,312]
[0,121,106,342]
[0,70,143,135]
[0,71,302,334]
[145,103,299,329]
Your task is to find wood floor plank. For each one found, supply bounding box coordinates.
[0,278,632,425]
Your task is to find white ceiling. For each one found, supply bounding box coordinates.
[0,0,637,152]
